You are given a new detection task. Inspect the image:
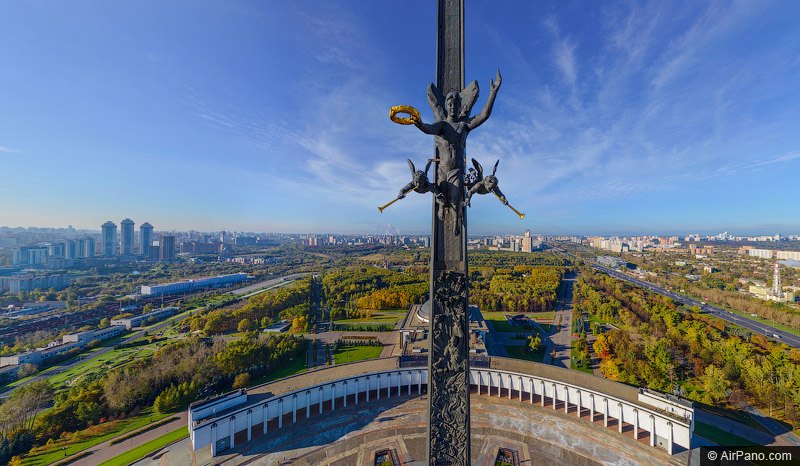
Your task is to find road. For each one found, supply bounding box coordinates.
[230,272,309,296]
[591,264,800,349]
[543,272,576,368]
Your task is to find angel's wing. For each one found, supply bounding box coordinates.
[492,160,499,176]
[407,159,416,175]
[471,158,484,180]
[460,80,479,117]
[427,83,446,121]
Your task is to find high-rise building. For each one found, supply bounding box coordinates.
[522,229,533,253]
[140,222,153,255]
[101,221,117,256]
[773,263,783,298]
[79,237,96,258]
[120,218,135,256]
[159,235,176,262]
[12,246,49,266]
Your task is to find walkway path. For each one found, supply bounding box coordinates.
[544,273,576,367]
[63,413,188,466]
[743,406,800,446]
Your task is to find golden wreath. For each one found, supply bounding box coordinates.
[389,105,421,125]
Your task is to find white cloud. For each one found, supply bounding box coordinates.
[0,146,22,154]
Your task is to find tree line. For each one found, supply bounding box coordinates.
[575,268,800,426]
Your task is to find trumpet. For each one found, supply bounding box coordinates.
[378,196,403,213]
[494,192,525,219]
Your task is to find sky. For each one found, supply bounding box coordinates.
[1,0,799,236]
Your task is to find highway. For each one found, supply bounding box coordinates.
[591,263,800,349]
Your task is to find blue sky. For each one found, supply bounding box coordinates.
[1,0,799,236]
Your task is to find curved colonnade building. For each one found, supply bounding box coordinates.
[186,357,694,466]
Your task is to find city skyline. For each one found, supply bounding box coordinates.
[1,1,799,234]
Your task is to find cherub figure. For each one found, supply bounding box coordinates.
[465,158,507,206]
[398,159,440,199]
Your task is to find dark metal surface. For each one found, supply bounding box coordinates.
[387,1,508,463]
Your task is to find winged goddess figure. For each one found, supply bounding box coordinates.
[413,70,502,234]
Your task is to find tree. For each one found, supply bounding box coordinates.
[238,318,252,333]
[291,315,308,332]
[527,334,541,353]
[98,318,110,329]
[701,365,730,404]
[233,373,251,389]
[143,303,154,313]
[593,334,611,359]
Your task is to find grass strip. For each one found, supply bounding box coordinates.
[694,421,759,447]
[109,416,179,445]
[98,426,188,466]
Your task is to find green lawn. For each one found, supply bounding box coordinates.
[48,344,160,388]
[699,406,770,433]
[482,312,517,333]
[529,311,556,320]
[334,345,383,364]
[98,426,188,466]
[694,421,758,447]
[504,345,544,363]
[22,408,170,466]
[570,346,593,374]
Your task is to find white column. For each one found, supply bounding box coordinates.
[488,373,493,397]
[397,372,401,397]
[589,394,595,422]
[649,415,656,447]
[417,370,422,394]
[264,403,269,435]
[518,377,523,401]
[355,379,359,404]
[377,375,381,400]
[529,378,534,404]
[367,376,371,402]
[343,381,348,408]
[477,372,482,395]
[508,374,512,399]
[407,370,412,395]
[541,380,546,407]
[576,390,582,418]
[306,390,311,418]
[210,423,218,457]
[278,400,283,429]
[552,383,557,409]
[319,387,324,413]
[247,410,252,441]
[229,416,235,449]
[618,403,623,433]
[292,394,297,423]
[603,398,608,427]
[564,386,569,414]
[633,409,639,440]
[331,383,336,411]
[667,421,674,455]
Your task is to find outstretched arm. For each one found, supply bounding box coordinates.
[468,69,502,130]
[414,119,442,135]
